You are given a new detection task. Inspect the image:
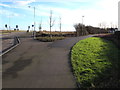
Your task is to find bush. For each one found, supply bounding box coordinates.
[36,37,65,42]
[114,31,120,39]
[74,23,89,36]
[74,23,108,36]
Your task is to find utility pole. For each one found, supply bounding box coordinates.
[59,16,62,36]
[82,16,84,35]
[9,15,10,31]
[82,16,84,25]
[28,6,36,39]
[34,7,36,38]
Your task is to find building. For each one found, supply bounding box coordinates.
[118,1,120,31]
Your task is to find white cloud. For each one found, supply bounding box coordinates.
[1,0,119,31]
[13,0,36,6]
[1,0,94,2]
[35,0,118,29]
[95,0,119,26]
[0,9,20,18]
[0,3,11,7]
[50,0,119,28]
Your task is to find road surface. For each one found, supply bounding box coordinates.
[0,31,29,53]
[0,31,27,39]
[2,35,94,88]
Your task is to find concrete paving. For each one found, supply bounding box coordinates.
[2,35,93,88]
[2,39,14,52]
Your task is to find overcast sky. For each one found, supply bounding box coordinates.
[0,0,119,31]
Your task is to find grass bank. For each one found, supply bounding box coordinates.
[71,37,120,88]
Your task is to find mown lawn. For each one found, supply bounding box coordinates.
[71,37,120,88]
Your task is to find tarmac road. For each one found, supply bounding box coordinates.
[1,31,30,54]
[2,35,93,88]
[0,31,27,39]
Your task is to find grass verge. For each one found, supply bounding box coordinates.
[36,36,65,42]
[71,37,120,88]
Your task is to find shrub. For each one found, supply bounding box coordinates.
[36,37,65,42]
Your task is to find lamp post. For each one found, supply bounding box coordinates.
[82,16,84,25]
[28,6,36,39]
[9,15,10,31]
[8,13,12,32]
[82,16,84,35]
[59,16,62,36]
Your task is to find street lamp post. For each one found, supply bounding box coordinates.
[82,16,84,25]
[59,16,62,36]
[28,6,36,39]
[9,15,10,31]
[82,16,84,35]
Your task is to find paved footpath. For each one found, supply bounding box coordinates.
[2,39,14,52]
[2,35,93,88]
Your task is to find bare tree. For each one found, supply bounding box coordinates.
[98,23,102,28]
[39,24,42,31]
[49,10,55,37]
[39,19,42,31]
[102,22,107,29]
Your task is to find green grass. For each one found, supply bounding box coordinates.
[71,37,120,88]
[36,36,65,42]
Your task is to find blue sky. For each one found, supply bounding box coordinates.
[0,0,119,31]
